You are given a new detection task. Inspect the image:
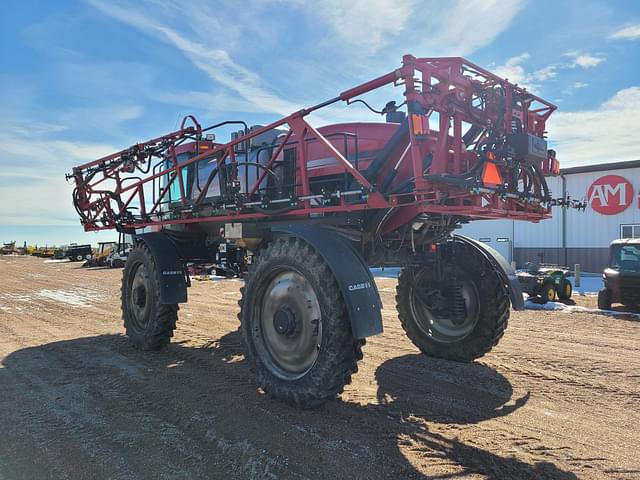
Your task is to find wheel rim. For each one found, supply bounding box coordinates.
[408,269,480,344]
[257,269,322,380]
[547,287,555,301]
[565,283,571,297]
[129,262,151,332]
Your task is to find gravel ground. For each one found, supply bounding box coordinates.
[0,255,639,479]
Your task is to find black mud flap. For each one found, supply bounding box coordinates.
[136,232,188,304]
[453,234,525,311]
[273,225,383,339]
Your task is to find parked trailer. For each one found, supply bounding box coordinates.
[64,244,93,262]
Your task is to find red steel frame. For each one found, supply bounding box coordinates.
[70,55,557,234]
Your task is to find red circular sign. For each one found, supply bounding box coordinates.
[587,175,634,215]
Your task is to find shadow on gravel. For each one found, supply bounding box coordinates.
[0,332,577,480]
[607,304,640,315]
[375,353,531,424]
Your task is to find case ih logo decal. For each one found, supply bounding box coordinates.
[588,175,634,215]
[348,281,372,292]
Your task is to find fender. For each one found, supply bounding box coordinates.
[135,232,188,304]
[453,234,525,311]
[272,225,383,339]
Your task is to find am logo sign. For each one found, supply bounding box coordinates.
[587,175,634,215]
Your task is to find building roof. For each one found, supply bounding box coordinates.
[561,159,640,175]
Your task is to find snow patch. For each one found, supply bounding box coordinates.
[524,299,640,320]
[44,259,70,263]
[36,288,101,307]
[0,293,32,302]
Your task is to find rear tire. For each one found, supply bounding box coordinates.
[121,243,178,351]
[396,243,510,362]
[597,288,611,310]
[239,237,363,408]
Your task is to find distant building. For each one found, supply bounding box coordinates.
[459,159,640,272]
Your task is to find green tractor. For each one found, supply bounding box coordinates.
[517,264,573,304]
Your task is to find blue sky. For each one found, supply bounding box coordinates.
[1,0,639,244]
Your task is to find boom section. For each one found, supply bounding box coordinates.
[68,55,558,232]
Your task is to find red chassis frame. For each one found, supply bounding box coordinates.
[70,55,557,235]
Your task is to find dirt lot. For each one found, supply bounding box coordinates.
[0,256,639,479]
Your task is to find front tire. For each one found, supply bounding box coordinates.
[121,243,178,351]
[239,237,362,408]
[597,288,611,310]
[396,243,510,362]
[540,283,555,304]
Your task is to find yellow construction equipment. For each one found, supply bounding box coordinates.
[83,242,116,267]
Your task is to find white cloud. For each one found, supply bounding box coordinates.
[315,0,415,55]
[85,0,527,122]
[87,0,299,116]
[549,87,640,166]
[152,90,273,115]
[0,87,122,226]
[493,50,605,95]
[532,65,558,81]
[421,0,525,57]
[0,131,117,225]
[565,51,605,68]
[0,178,84,226]
[2,136,115,166]
[493,53,550,92]
[562,81,589,96]
[610,24,640,40]
[494,53,532,85]
[295,0,525,66]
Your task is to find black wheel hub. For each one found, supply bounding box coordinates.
[273,304,297,336]
[132,285,146,308]
[258,270,323,379]
[129,263,152,332]
[409,268,480,344]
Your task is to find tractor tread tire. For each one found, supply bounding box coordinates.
[121,243,178,351]
[396,244,510,362]
[239,237,363,409]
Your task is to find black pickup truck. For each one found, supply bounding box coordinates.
[598,239,640,310]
